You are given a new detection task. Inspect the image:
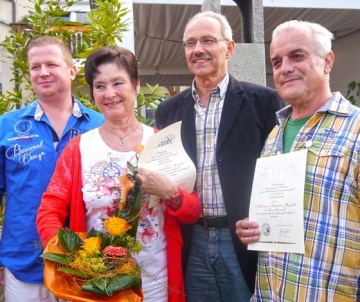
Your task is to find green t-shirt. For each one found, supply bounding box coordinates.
[283,115,312,153]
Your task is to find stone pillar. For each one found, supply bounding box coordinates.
[201,0,221,13]
[201,0,266,86]
[229,0,266,86]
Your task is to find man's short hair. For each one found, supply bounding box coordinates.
[183,11,233,42]
[26,36,74,67]
[272,20,334,58]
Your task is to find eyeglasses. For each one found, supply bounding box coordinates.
[183,36,228,49]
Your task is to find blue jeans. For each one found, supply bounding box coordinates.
[185,224,252,302]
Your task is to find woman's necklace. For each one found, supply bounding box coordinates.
[105,122,139,146]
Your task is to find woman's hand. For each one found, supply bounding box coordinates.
[235,218,261,246]
[135,167,177,201]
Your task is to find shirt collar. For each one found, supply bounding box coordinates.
[191,73,229,103]
[276,92,351,125]
[21,96,87,121]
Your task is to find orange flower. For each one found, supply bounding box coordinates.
[103,217,132,236]
[134,143,144,155]
[118,174,135,210]
[81,237,101,257]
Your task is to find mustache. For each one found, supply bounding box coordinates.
[191,54,212,60]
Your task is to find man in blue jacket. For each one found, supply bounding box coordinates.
[0,36,103,301]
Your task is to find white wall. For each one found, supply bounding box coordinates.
[0,0,12,43]
[0,0,33,95]
[331,30,360,96]
[0,0,33,41]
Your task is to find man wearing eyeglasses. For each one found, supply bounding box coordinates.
[155,11,283,301]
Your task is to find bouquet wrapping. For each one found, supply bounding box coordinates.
[43,232,143,301]
[42,156,144,301]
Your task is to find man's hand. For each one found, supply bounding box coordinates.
[235,218,261,245]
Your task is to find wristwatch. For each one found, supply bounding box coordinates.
[165,189,183,210]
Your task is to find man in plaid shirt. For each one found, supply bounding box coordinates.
[156,11,283,302]
[236,20,360,301]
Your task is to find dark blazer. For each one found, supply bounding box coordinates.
[155,75,284,292]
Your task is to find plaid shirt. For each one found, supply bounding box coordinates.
[193,74,228,217]
[254,92,360,301]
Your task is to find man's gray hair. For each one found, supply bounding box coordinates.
[183,11,233,42]
[272,20,334,57]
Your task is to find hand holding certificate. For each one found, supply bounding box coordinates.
[137,121,196,207]
[248,149,307,254]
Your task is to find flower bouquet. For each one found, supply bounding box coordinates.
[41,159,144,301]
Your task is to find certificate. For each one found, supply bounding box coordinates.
[248,149,307,254]
[138,121,196,207]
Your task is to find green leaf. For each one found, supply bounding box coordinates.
[348,81,356,90]
[106,274,141,295]
[58,228,83,253]
[99,232,112,250]
[58,267,89,279]
[40,252,73,264]
[111,236,132,247]
[81,274,141,296]
[87,228,98,238]
[35,3,41,13]
[127,186,142,238]
[81,279,108,295]
[127,161,136,174]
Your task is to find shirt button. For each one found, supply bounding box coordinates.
[305,140,313,148]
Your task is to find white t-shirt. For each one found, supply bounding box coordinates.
[79,124,168,302]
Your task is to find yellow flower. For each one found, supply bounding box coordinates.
[103,217,132,236]
[118,174,135,210]
[81,237,101,257]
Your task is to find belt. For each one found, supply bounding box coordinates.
[195,216,228,229]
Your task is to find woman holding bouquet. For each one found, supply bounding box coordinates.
[36,46,201,302]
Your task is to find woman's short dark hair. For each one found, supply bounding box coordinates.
[85,46,139,101]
